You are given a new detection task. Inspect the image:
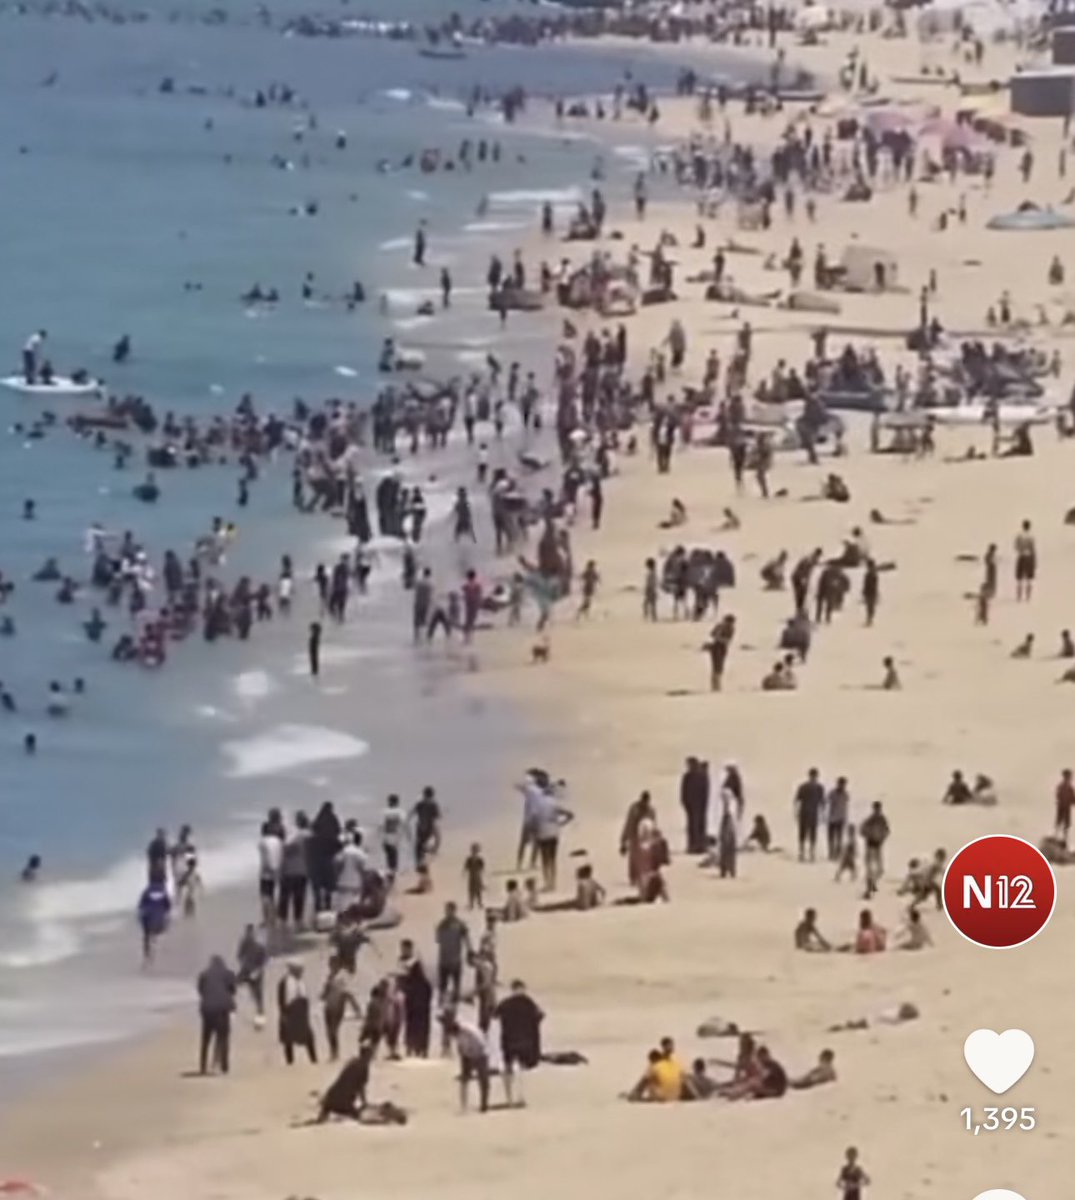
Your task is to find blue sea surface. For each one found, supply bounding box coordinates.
[0,0,763,1071]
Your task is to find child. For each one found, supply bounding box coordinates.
[464,843,486,909]
[523,877,540,912]
[576,559,600,619]
[175,849,203,917]
[835,826,858,883]
[501,879,527,922]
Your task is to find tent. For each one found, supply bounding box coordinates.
[838,244,900,291]
[986,205,1075,231]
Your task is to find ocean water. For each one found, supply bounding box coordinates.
[0,0,764,1073]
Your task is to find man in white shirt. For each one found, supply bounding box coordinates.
[257,821,283,924]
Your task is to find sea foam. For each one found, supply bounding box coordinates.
[221,723,368,778]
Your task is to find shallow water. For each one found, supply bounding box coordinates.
[0,0,763,1069]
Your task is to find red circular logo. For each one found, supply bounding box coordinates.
[942,835,1056,949]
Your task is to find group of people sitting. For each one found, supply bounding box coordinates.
[626,1034,835,1103]
[794,904,932,954]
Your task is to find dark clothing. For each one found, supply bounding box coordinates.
[494,993,544,1069]
[756,1058,788,1098]
[197,958,237,1075]
[277,979,317,1064]
[401,958,433,1056]
[320,1054,371,1120]
[680,764,710,854]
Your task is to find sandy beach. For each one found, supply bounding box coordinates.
[5,6,1075,1199]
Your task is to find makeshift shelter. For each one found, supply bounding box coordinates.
[838,244,899,292]
[1010,66,1075,116]
[986,204,1075,231]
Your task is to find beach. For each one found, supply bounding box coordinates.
[3,1,1075,1198]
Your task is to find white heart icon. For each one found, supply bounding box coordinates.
[972,1191,1027,1200]
[964,1029,1035,1095]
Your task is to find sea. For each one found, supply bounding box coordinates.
[0,0,766,1085]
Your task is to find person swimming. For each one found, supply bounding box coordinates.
[20,854,41,883]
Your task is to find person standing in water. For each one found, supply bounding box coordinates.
[413,221,427,268]
[137,880,171,964]
[307,621,322,677]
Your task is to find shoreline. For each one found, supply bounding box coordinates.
[6,6,1075,1199]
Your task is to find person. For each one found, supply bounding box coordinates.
[790,1048,837,1089]
[410,786,441,869]
[398,939,433,1057]
[750,1046,788,1098]
[680,756,710,854]
[307,621,322,677]
[627,1047,684,1102]
[837,1146,870,1200]
[463,842,486,909]
[317,1041,376,1122]
[197,954,237,1075]
[137,881,171,963]
[435,901,471,1005]
[794,907,831,952]
[894,907,932,950]
[683,1058,720,1098]
[445,1013,491,1113]
[942,770,972,806]
[495,979,544,1107]
[322,955,360,1060]
[794,768,825,862]
[1056,768,1075,841]
[236,923,268,1020]
[826,776,850,861]
[1014,518,1036,602]
[850,909,887,954]
[19,854,41,883]
[22,329,46,383]
[257,820,283,927]
[278,813,310,928]
[277,960,317,1064]
[381,793,406,878]
[881,656,900,690]
[531,782,573,890]
[859,802,889,896]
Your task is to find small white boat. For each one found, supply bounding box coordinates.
[1,374,102,397]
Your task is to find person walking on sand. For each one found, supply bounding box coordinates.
[794,768,825,862]
[277,960,317,1064]
[836,1146,870,1200]
[860,802,890,898]
[197,954,237,1075]
[444,1012,491,1113]
[862,558,879,625]
[236,922,268,1022]
[1056,768,1075,842]
[307,621,322,677]
[1014,519,1036,601]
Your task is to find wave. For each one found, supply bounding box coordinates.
[379,236,412,252]
[232,669,277,704]
[382,87,414,103]
[221,723,368,779]
[463,220,526,234]
[488,185,583,208]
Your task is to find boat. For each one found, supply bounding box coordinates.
[1,374,102,397]
[418,47,466,60]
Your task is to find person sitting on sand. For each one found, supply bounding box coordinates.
[822,473,850,503]
[881,656,900,690]
[713,1033,760,1098]
[626,1047,684,1102]
[894,908,932,951]
[762,662,792,691]
[1061,630,1075,659]
[794,907,831,952]
[972,773,997,805]
[760,551,787,591]
[724,1045,787,1101]
[720,507,741,531]
[942,770,972,806]
[780,611,812,662]
[317,1041,376,1122]
[683,1057,720,1099]
[658,498,687,530]
[574,863,606,910]
[743,814,773,853]
[1011,634,1034,659]
[838,909,886,954]
[789,1048,837,1090]
[500,879,528,922]
[897,855,942,908]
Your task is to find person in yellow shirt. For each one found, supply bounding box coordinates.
[626,1040,685,1102]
